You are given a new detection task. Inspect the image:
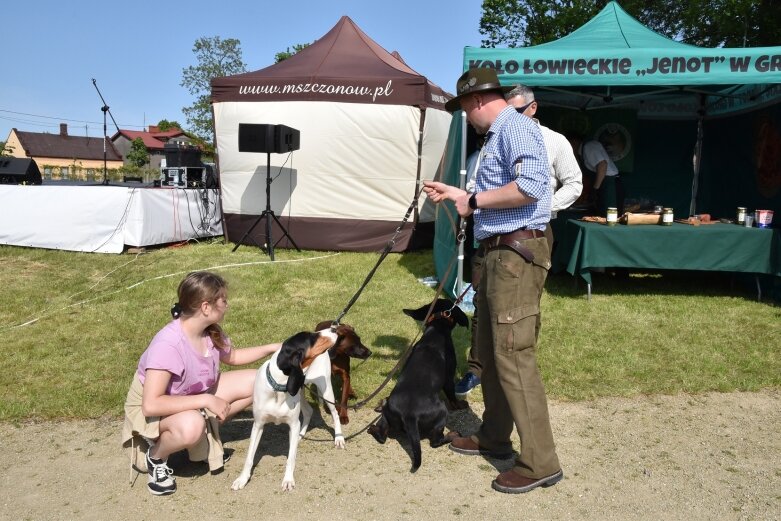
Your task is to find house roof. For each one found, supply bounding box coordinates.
[14,129,122,161]
[111,127,188,151]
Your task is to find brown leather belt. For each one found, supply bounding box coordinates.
[479,228,544,262]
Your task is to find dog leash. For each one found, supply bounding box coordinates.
[331,186,423,327]
[307,190,466,431]
[303,255,456,419]
[449,283,473,312]
[299,202,469,437]
[348,256,459,412]
[299,412,384,443]
[346,198,468,409]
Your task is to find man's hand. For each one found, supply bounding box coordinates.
[423,181,473,217]
[422,180,464,203]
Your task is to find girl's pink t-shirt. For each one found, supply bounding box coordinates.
[137,319,231,396]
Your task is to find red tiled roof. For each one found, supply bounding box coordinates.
[14,129,122,161]
[111,128,189,151]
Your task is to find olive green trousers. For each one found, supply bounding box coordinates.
[473,236,561,479]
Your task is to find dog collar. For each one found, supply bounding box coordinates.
[425,310,455,326]
[266,363,287,393]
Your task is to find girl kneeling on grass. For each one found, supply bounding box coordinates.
[121,271,282,496]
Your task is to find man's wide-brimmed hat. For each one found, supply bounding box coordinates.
[444,68,512,112]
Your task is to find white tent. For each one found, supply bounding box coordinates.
[211,16,452,252]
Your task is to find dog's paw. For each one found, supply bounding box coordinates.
[334,435,346,449]
[281,478,296,492]
[231,475,250,491]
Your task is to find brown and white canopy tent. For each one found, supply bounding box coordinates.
[211,16,452,252]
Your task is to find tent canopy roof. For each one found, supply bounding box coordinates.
[465,1,781,88]
[463,1,781,117]
[212,16,451,109]
[536,2,695,52]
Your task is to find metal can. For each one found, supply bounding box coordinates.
[737,207,746,225]
[662,208,674,225]
[606,207,618,226]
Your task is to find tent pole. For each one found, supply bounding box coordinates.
[414,108,427,237]
[690,94,706,216]
[456,111,467,297]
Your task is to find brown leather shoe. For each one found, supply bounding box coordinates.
[448,436,514,459]
[491,468,563,494]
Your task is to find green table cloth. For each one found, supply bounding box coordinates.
[553,220,781,286]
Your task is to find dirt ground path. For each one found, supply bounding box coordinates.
[1,390,779,521]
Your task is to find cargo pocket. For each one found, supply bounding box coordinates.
[493,304,539,353]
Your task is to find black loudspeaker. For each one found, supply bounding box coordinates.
[163,143,202,168]
[0,157,42,185]
[238,124,300,153]
[274,124,300,152]
[238,124,275,153]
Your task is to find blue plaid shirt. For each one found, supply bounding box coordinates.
[473,106,551,240]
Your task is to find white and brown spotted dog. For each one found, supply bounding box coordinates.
[231,329,345,492]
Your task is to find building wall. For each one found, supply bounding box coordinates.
[5,131,24,157]
[112,135,132,162]
[150,151,165,170]
[34,157,124,181]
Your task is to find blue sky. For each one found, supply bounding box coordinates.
[1,0,484,140]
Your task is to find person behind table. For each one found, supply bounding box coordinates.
[455,84,582,396]
[566,132,625,216]
[121,271,282,496]
[423,68,562,494]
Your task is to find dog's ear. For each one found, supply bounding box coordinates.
[286,366,306,396]
[402,302,430,321]
[450,305,469,328]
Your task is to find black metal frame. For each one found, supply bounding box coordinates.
[231,152,299,260]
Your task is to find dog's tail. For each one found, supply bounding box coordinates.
[402,414,422,472]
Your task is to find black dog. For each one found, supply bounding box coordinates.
[367,298,469,471]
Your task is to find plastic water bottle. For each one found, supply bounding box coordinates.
[458,286,476,314]
[417,276,439,288]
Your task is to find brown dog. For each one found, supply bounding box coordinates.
[315,321,371,424]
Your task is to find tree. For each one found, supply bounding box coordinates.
[479,0,781,48]
[181,36,247,144]
[126,138,149,168]
[156,119,184,131]
[274,43,311,63]
[0,141,12,157]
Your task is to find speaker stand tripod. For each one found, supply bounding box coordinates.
[232,153,299,260]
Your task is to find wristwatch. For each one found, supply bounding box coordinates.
[468,193,478,210]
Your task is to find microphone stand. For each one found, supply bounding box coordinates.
[91,79,120,185]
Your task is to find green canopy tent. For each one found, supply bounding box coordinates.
[434,1,781,298]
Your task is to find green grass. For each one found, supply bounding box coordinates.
[1,241,779,421]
